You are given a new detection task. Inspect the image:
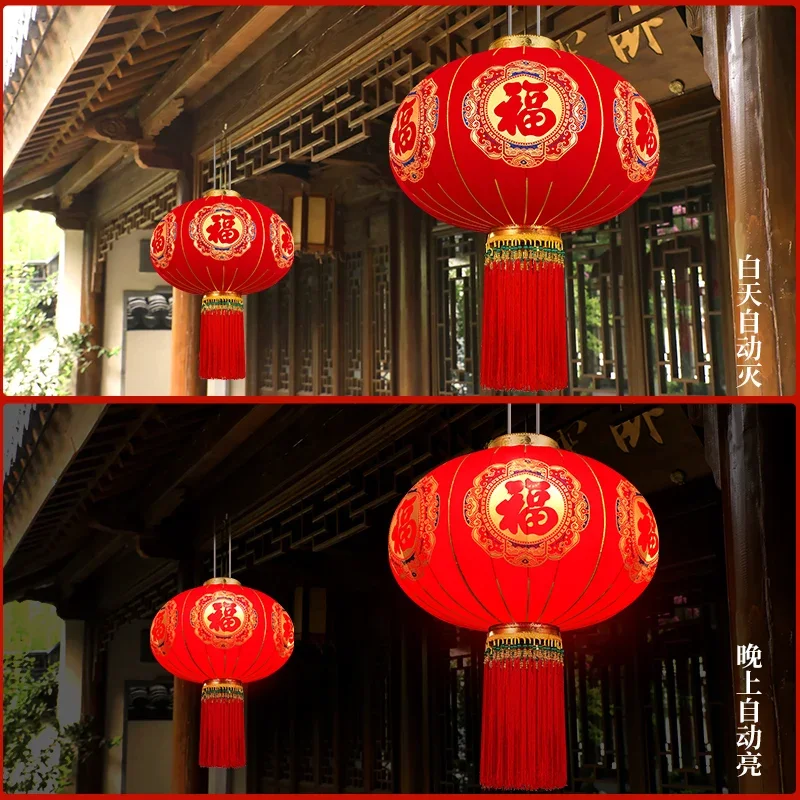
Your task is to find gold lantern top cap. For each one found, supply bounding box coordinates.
[202,189,241,199]
[489,34,559,51]
[488,432,559,449]
[203,577,242,587]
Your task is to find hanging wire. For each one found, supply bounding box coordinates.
[536,403,541,434]
[507,403,512,435]
[227,125,232,191]
[537,5,541,36]
[227,514,232,577]
[212,519,217,578]
[507,4,512,35]
[212,138,217,190]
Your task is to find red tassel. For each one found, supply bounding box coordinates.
[481,233,568,392]
[200,680,245,769]
[200,292,245,380]
[480,624,567,791]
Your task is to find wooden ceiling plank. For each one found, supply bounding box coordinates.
[3,5,112,177]
[138,6,290,137]
[138,18,217,49]
[55,142,127,203]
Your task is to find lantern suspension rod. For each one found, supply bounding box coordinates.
[226,514,232,577]
[537,5,541,36]
[536,403,541,434]
[212,138,217,191]
[507,403,512,435]
[212,519,217,578]
[507,4,513,35]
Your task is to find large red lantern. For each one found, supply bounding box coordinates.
[150,577,294,768]
[149,189,294,380]
[389,35,660,391]
[388,433,659,790]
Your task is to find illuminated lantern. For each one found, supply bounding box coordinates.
[388,433,659,790]
[149,189,295,380]
[389,35,659,391]
[150,577,294,768]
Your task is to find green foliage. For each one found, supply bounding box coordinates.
[3,602,62,655]
[3,259,117,396]
[3,655,119,793]
[3,211,62,266]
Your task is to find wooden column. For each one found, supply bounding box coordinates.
[703,404,795,791]
[172,557,205,793]
[75,621,107,792]
[395,195,429,396]
[170,169,206,396]
[75,220,104,396]
[701,6,796,395]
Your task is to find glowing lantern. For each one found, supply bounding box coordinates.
[149,190,294,380]
[389,35,660,391]
[150,578,294,768]
[388,433,659,789]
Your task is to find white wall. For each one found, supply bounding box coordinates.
[103,620,174,794]
[55,229,83,339]
[101,229,172,396]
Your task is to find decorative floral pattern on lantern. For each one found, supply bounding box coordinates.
[613,80,660,182]
[616,478,659,583]
[149,189,294,380]
[150,212,177,270]
[269,213,295,268]
[189,587,259,648]
[388,474,440,581]
[388,432,658,791]
[271,602,295,658]
[150,598,178,657]
[389,77,439,182]
[464,458,589,567]
[188,202,257,260]
[389,35,659,393]
[150,578,293,769]
[463,60,587,168]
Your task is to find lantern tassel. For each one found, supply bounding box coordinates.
[480,623,567,791]
[200,292,245,380]
[481,227,567,392]
[200,679,245,769]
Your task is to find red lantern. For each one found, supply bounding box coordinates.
[149,189,294,380]
[150,577,294,768]
[389,35,659,391]
[388,433,659,790]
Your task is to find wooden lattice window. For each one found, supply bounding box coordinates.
[431,225,482,396]
[564,219,627,395]
[638,183,725,395]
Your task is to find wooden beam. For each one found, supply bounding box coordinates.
[2,171,67,212]
[55,142,126,206]
[3,6,112,177]
[3,405,106,567]
[138,6,289,136]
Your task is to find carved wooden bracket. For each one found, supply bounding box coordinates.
[21,195,90,230]
[85,114,144,144]
[133,141,191,172]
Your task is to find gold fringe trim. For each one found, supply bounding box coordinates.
[485,226,565,269]
[201,291,244,314]
[484,623,564,667]
[201,679,244,702]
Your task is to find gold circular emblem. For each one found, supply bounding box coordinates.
[190,589,258,648]
[388,474,439,580]
[616,479,659,583]
[465,458,589,567]
[150,599,178,657]
[271,602,295,659]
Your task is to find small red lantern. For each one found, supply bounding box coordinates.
[150,577,294,768]
[389,35,659,391]
[388,433,658,790]
[149,189,294,380]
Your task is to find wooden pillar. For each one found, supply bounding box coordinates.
[170,169,206,396]
[395,195,429,396]
[701,6,796,395]
[172,557,205,793]
[703,404,795,791]
[75,220,103,396]
[76,621,107,792]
